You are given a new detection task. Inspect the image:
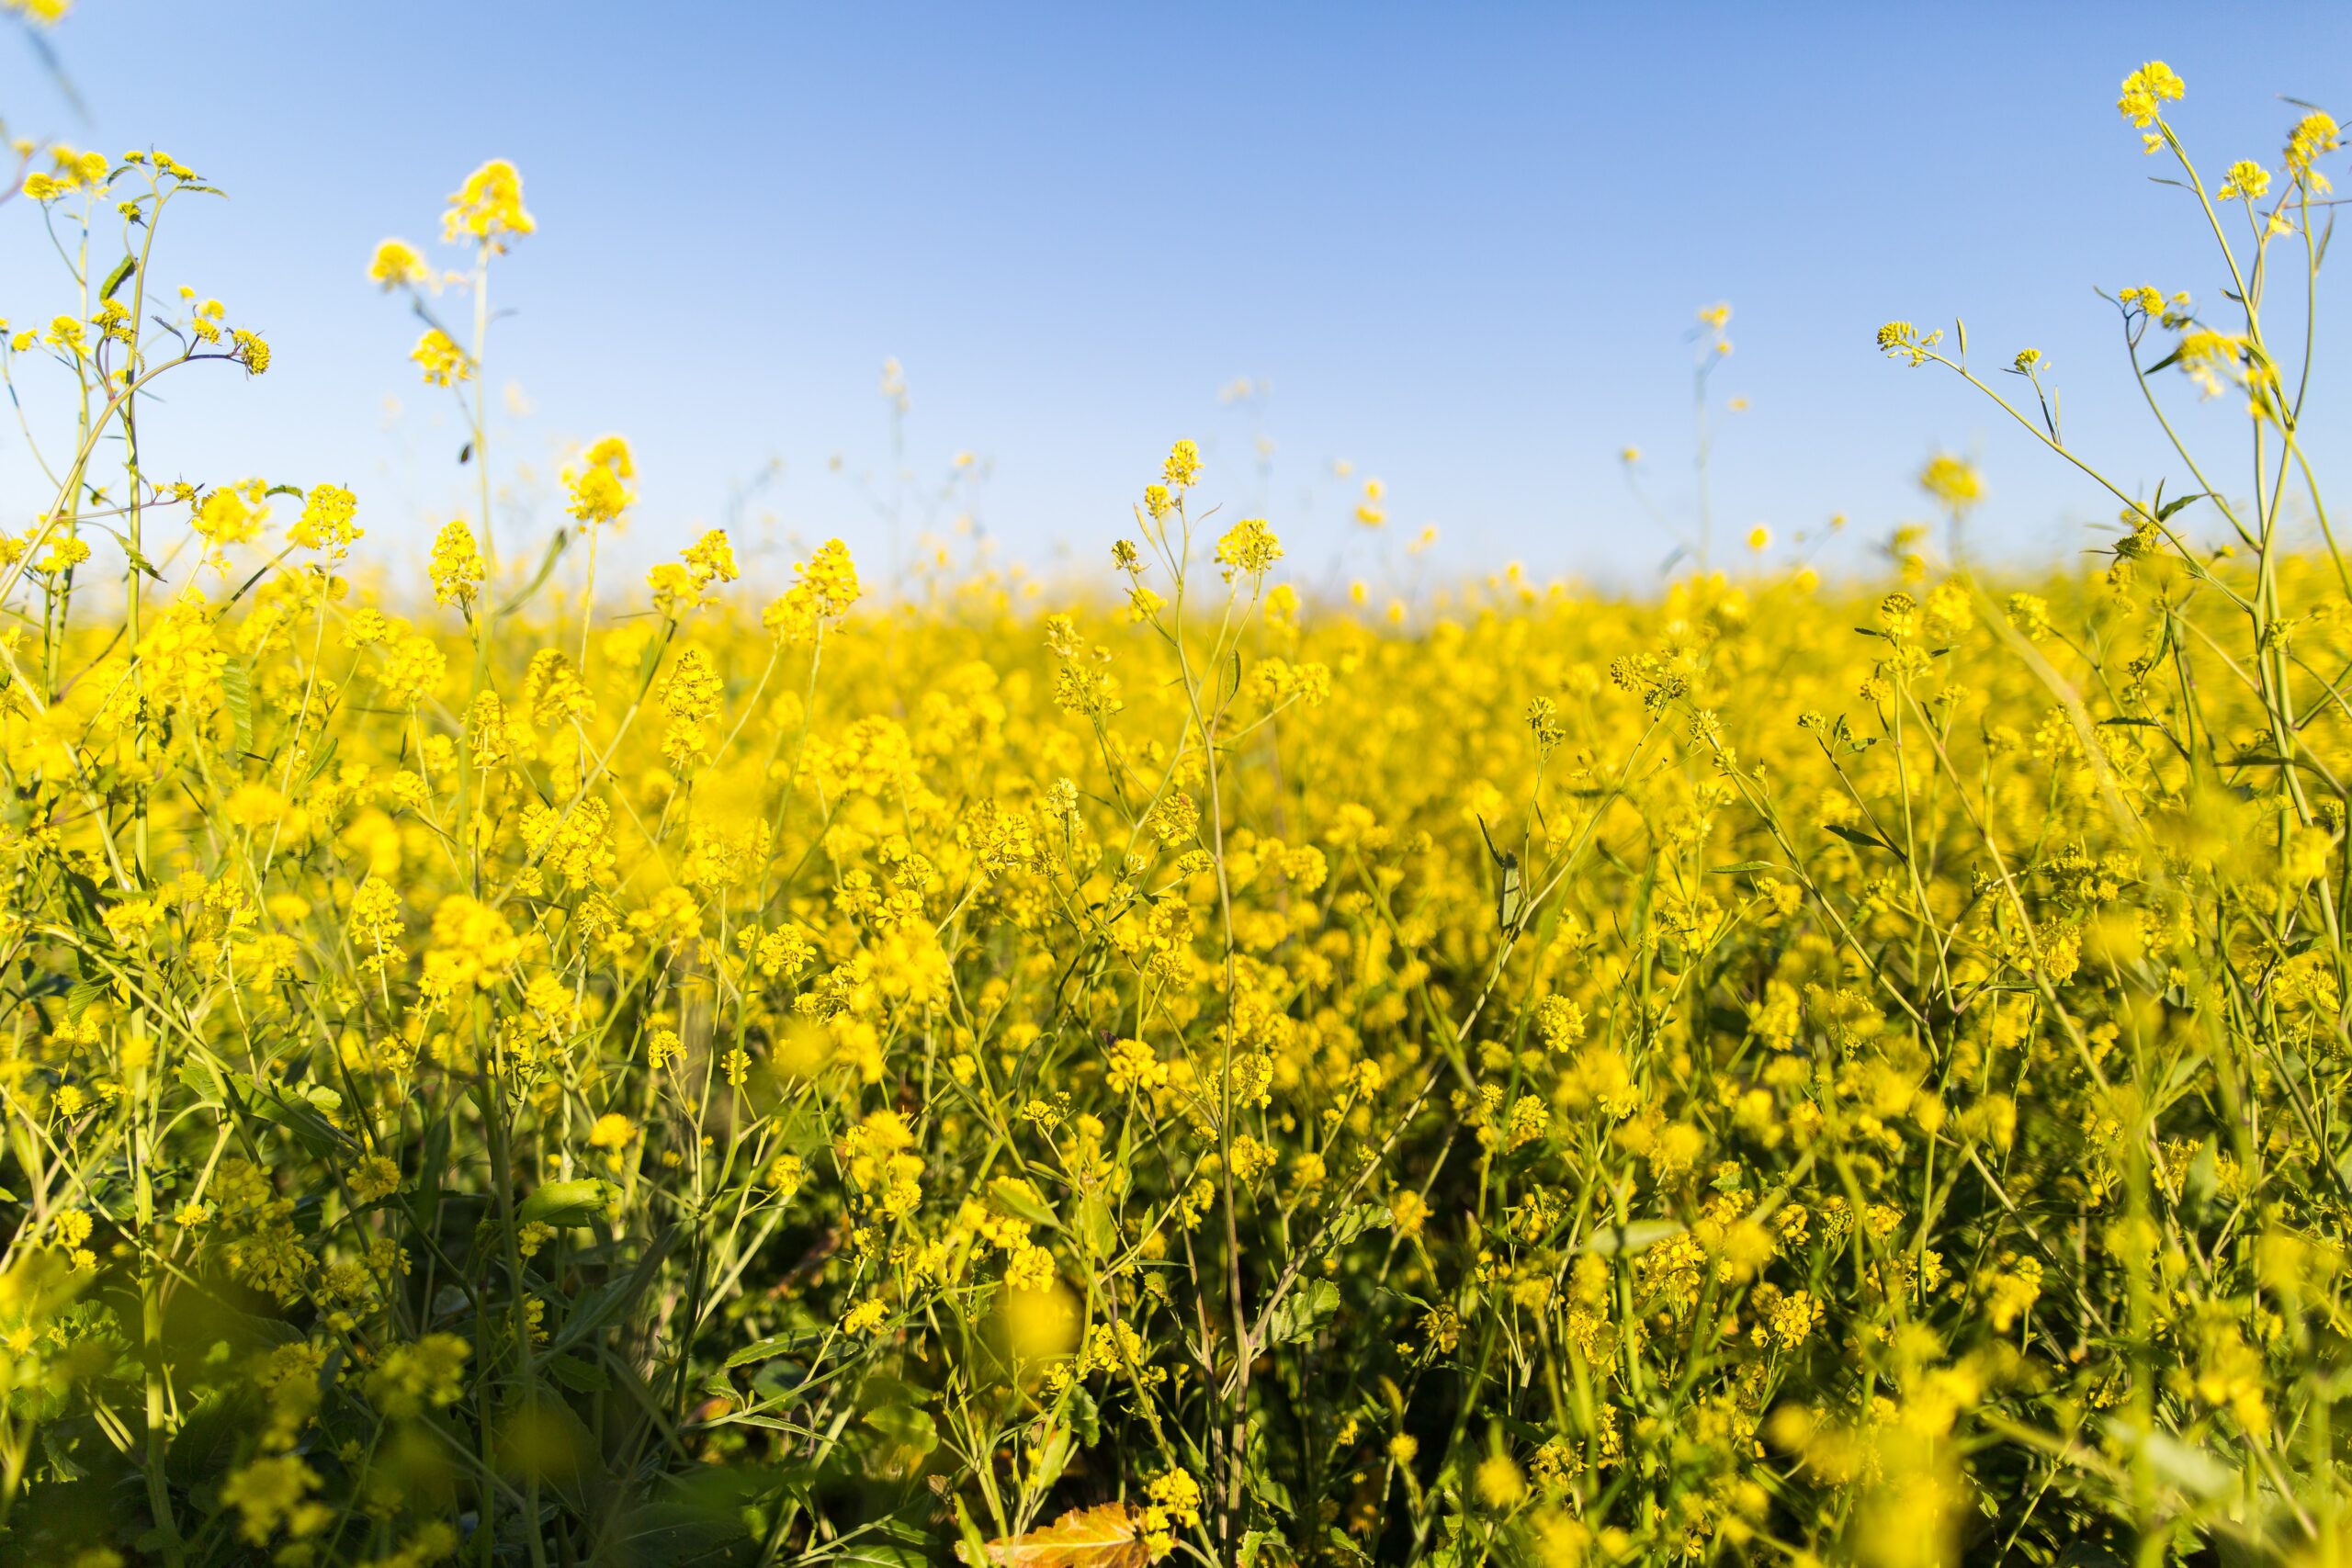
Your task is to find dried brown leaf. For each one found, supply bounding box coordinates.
[954,1501,1158,1567]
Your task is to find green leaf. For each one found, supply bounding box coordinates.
[176,1056,227,1110]
[1075,1192,1117,1260]
[1313,1203,1392,1255]
[166,1391,257,1487]
[591,1502,755,1567]
[219,655,254,755]
[2104,1417,2231,1499]
[517,1178,618,1228]
[1063,1383,1101,1446]
[42,1424,88,1482]
[1262,1276,1340,1348]
[552,1228,676,1352]
[1579,1219,1685,1256]
[546,1353,609,1393]
[988,1178,1060,1233]
[722,1331,824,1370]
[861,1399,937,1457]
[232,1073,354,1156]
[1497,858,1524,931]
[494,529,570,620]
[1238,1528,1285,1567]
[1824,821,1902,860]
[950,1497,994,1568]
[65,976,106,1020]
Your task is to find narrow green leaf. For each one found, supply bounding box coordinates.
[723,1331,824,1370]
[1825,821,1901,859]
[517,1178,618,1228]
[551,1228,676,1353]
[494,529,570,620]
[1579,1218,1684,1256]
[219,656,254,754]
[988,1178,1060,1233]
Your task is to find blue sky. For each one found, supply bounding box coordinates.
[2,1,2347,592]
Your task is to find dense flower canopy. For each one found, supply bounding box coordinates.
[0,52,2346,1568]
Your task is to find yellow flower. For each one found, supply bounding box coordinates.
[650,529,741,617]
[1162,438,1201,491]
[427,520,487,607]
[1141,1469,1203,1556]
[565,434,636,525]
[1875,319,1941,366]
[761,538,862,643]
[2286,112,2340,185]
[1,1,72,28]
[288,484,361,555]
[443,158,536,250]
[367,238,432,289]
[2116,61,2184,131]
[347,876,404,970]
[1475,1453,1527,1508]
[232,329,271,375]
[411,327,471,387]
[192,481,268,547]
[1213,517,1283,581]
[1918,453,1983,512]
[220,1454,323,1545]
[2217,160,2272,202]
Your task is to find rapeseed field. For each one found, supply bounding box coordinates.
[0,41,2346,1568]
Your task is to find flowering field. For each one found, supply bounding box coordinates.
[0,48,2347,1568]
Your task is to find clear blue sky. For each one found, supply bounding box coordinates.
[2,2,2347,591]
